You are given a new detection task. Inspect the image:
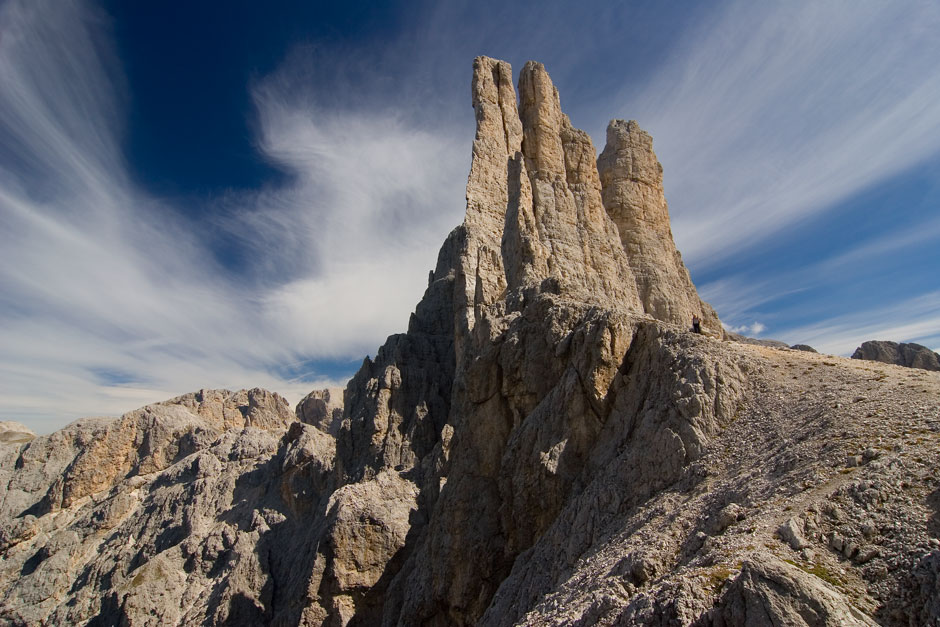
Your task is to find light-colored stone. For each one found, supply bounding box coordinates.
[706,555,879,626]
[778,517,811,550]
[598,119,722,334]
[0,421,34,445]
[295,387,344,433]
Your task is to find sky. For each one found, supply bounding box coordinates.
[1,0,938,433]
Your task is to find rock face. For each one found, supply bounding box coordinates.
[704,556,879,626]
[295,387,344,432]
[598,119,721,335]
[2,57,940,627]
[0,422,34,445]
[0,389,301,625]
[852,340,940,371]
[726,331,789,349]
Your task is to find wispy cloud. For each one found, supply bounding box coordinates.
[0,0,467,432]
[700,211,940,343]
[699,277,807,324]
[723,321,766,338]
[616,0,940,268]
[813,217,940,276]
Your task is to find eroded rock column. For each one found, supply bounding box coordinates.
[598,119,721,334]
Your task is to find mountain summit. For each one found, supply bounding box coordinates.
[463,57,719,335]
[1,58,938,627]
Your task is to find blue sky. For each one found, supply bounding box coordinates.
[1,0,938,433]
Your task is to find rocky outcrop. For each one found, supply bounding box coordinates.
[726,331,789,349]
[790,344,818,353]
[0,388,294,523]
[0,422,34,445]
[2,57,939,627]
[704,556,879,626]
[852,340,940,371]
[598,119,721,335]
[295,387,344,432]
[0,389,301,625]
[460,58,644,339]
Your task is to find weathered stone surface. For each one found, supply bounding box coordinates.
[0,388,294,524]
[791,344,818,353]
[705,555,878,626]
[295,387,344,433]
[777,516,811,550]
[908,550,940,626]
[726,331,789,349]
[509,61,642,308]
[598,119,721,335]
[852,340,940,371]
[0,390,300,625]
[0,422,34,445]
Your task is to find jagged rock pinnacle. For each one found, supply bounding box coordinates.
[467,57,522,233]
[466,57,644,316]
[464,57,718,335]
[598,118,722,332]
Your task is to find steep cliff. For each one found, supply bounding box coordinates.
[1,58,938,627]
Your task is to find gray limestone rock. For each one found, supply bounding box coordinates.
[777,516,811,550]
[852,340,940,371]
[791,344,818,353]
[726,331,789,349]
[704,556,878,626]
[295,387,344,433]
[0,422,34,445]
[0,390,299,625]
[598,119,721,336]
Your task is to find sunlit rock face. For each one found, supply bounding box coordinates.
[598,118,722,335]
[2,58,938,627]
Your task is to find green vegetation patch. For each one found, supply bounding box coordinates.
[784,559,843,587]
[704,565,735,590]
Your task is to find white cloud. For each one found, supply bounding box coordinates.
[723,321,766,338]
[226,70,469,356]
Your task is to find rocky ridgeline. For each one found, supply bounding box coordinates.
[853,340,940,372]
[1,58,939,626]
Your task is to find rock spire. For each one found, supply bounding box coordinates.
[462,57,719,337]
[464,58,643,315]
[598,119,721,332]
